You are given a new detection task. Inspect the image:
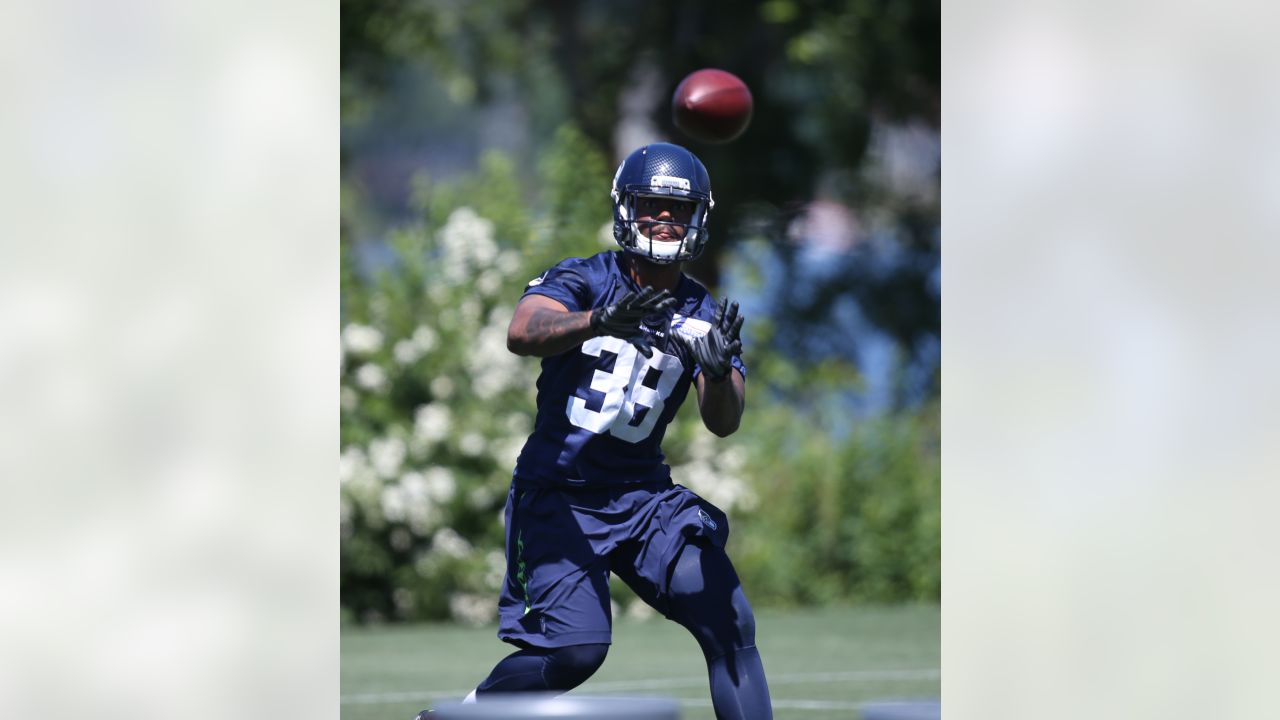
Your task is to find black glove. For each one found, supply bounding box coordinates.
[590,286,677,357]
[677,298,743,383]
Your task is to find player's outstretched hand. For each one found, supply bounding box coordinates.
[677,298,743,383]
[590,286,677,357]
[713,297,744,346]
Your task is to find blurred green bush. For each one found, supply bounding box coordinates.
[340,126,939,624]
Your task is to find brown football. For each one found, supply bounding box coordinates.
[672,69,753,144]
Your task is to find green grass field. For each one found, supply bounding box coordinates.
[342,604,939,719]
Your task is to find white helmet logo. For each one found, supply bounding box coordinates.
[649,175,691,191]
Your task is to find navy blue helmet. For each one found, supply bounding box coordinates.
[610,143,714,264]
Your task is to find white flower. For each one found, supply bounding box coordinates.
[340,498,354,540]
[432,527,472,558]
[496,250,521,277]
[392,472,442,536]
[394,339,423,365]
[381,484,407,522]
[485,550,507,590]
[430,376,455,399]
[472,234,498,266]
[355,363,388,392]
[338,446,368,485]
[677,459,756,512]
[400,471,428,499]
[472,370,509,400]
[720,446,747,474]
[439,207,498,285]
[459,432,486,457]
[476,270,502,297]
[414,403,452,444]
[440,207,485,247]
[369,436,407,478]
[394,326,438,365]
[442,257,468,285]
[459,298,481,326]
[449,592,496,627]
[493,435,526,467]
[688,433,716,462]
[412,325,438,352]
[342,323,383,355]
[488,305,512,327]
[407,503,441,536]
[504,412,531,436]
[424,467,456,503]
[339,447,380,511]
[340,386,358,411]
[469,324,522,400]
[468,485,496,510]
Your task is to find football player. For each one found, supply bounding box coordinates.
[419,143,771,719]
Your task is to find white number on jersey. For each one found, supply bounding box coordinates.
[566,336,683,443]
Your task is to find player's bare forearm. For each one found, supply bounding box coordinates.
[507,295,596,357]
[696,369,745,437]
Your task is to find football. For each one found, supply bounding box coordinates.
[671,69,753,144]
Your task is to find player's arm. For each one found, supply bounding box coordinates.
[695,368,746,437]
[508,287,678,358]
[506,294,595,357]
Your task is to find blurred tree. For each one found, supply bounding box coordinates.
[341,0,939,408]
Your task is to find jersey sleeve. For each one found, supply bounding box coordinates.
[521,258,595,312]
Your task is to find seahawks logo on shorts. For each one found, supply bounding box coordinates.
[697,508,718,531]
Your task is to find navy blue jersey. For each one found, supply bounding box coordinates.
[512,251,746,489]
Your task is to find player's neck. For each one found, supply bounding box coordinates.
[624,254,682,292]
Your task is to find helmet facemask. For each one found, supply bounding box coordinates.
[612,189,713,264]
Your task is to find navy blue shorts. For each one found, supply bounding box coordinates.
[496,481,730,648]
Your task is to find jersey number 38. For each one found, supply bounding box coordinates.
[567,335,682,443]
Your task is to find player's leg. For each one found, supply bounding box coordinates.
[665,540,772,720]
[612,488,772,719]
[613,537,772,720]
[466,487,615,699]
[472,642,609,695]
[414,642,609,717]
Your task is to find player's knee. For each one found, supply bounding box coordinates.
[679,588,756,661]
[545,643,609,689]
